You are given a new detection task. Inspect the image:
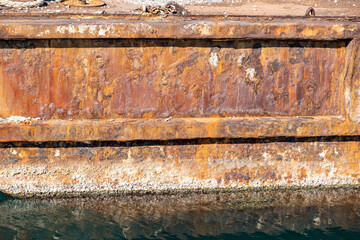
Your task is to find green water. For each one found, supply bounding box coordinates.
[1,189,360,240]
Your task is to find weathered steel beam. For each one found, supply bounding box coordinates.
[1,139,360,198]
[0,16,359,40]
[1,117,360,142]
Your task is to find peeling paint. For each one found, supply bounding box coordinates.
[209,52,219,67]
[246,68,256,81]
[319,150,327,159]
[0,116,40,123]
[55,150,60,157]
[237,54,244,65]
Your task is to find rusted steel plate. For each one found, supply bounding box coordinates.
[0,17,359,40]
[0,39,346,118]
[1,139,360,197]
[0,37,359,141]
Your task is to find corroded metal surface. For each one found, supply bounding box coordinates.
[0,17,360,40]
[3,117,360,142]
[0,15,360,196]
[1,139,360,197]
[0,39,347,119]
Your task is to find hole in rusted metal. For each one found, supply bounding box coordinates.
[305,7,316,17]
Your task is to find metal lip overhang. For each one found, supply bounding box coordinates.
[0,14,359,40]
[0,117,356,143]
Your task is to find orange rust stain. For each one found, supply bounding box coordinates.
[299,168,308,180]
[0,39,347,120]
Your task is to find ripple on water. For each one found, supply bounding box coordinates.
[1,188,360,239]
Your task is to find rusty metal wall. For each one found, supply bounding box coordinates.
[0,15,360,197]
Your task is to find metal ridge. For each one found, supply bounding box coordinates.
[0,16,359,40]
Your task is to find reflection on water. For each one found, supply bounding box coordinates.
[1,188,360,239]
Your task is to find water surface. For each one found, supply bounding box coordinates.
[1,188,360,239]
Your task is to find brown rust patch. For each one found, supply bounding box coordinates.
[223,168,251,184]
[0,39,347,119]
